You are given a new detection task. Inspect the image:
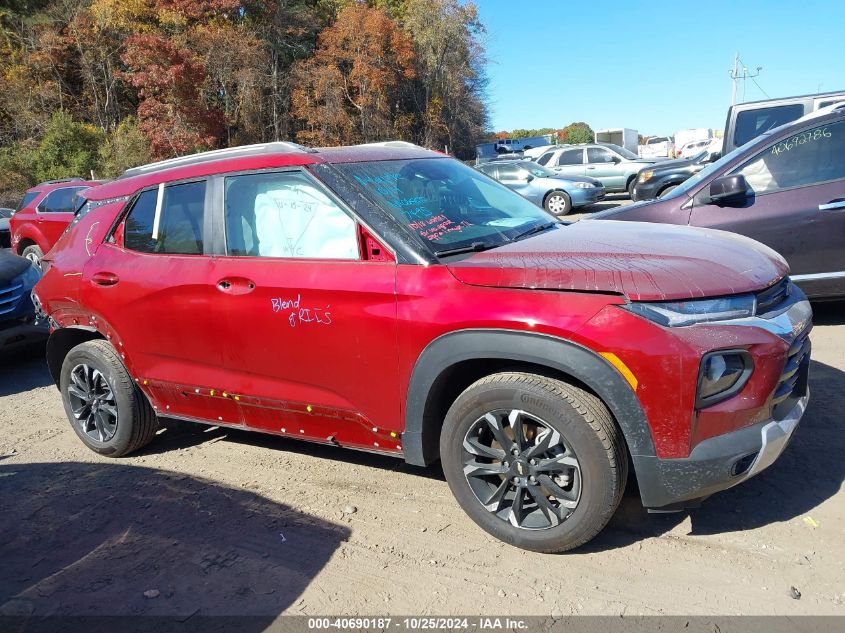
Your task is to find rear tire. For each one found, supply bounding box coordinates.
[60,340,159,457]
[544,191,572,215]
[440,372,627,553]
[21,244,44,268]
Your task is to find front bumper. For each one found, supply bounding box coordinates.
[631,180,662,201]
[570,186,606,207]
[635,381,808,510]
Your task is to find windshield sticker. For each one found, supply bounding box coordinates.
[771,127,831,156]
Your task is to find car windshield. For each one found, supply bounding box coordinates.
[659,141,755,201]
[336,158,555,254]
[602,143,639,159]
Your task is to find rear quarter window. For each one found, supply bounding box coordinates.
[734,104,804,148]
[17,191,40,211]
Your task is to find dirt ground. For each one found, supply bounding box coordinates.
[1,236,843,618]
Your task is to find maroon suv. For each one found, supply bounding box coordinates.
[590,105,845,300]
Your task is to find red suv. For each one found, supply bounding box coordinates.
[33,142,812,552]
[10,178,101,265]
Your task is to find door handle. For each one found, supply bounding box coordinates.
[217,278,256,294]
[91,272,119,287]
[586,166,597,170]
[819,199,845,211]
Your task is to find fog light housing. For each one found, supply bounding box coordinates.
[696,350,753,408]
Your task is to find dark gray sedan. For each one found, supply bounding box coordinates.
[476,160,605,214]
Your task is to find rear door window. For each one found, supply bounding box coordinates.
[734,104,804,148]
[124,181,206,254]
[556,149,584,166]
[733,119,845,194]
[39,186,87,213]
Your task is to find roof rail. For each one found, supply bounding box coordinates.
[37,177,85,186]
[357,141,422,149]
[793,101,845,125]
[119,141,316,180]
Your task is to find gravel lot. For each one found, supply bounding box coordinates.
[1,216,843,619]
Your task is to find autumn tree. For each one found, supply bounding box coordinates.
[120,33,223,158]
[291,3,416,146]
[403,0,488,156]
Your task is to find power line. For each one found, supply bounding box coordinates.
[751,76,770,99]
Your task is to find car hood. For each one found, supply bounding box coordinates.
[0,250,32,282]
[646,157,696,171]
[447,221,787,301]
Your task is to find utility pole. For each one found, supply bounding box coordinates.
[730,53,762,105]
[731,52,739,106]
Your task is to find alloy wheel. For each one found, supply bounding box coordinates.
[462,409,581,530]
[67,364,118,442]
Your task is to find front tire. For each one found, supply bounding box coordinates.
[626,177,637,198]
[440,372,627,553]
[544,191,572,215]
[60,340,159,457]
[21,244,44,268]
[658,184,678,198]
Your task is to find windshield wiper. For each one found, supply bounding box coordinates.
[512,221,559,242]
[435,241,499,257]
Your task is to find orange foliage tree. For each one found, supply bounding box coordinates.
[291,3,417,146]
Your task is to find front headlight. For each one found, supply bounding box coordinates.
[572,182,595,189]
[622,294,756,327]
[638,170,654,183]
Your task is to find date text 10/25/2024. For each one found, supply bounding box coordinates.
[271,294,332,328]
[307,618,528,630]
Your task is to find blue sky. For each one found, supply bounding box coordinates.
[476,0,845,137]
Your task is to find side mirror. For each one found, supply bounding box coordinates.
[524,174,535,182]
[705,174,748,205]
[706,152,722,163]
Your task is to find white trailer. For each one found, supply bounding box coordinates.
[594,128,638,154]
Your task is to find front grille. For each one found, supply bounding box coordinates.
[0,281,24,316]
[771,326,811,420]
[756,277,791,315]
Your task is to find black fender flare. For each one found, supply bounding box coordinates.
[402,329,657,466]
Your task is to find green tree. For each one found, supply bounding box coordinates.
[98,116,151,178]
[32,111,105,182]
[559,122,594,144]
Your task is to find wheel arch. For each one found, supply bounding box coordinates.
[46,327,106,386]
[16,236,38,255]
[403,329,657,467]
